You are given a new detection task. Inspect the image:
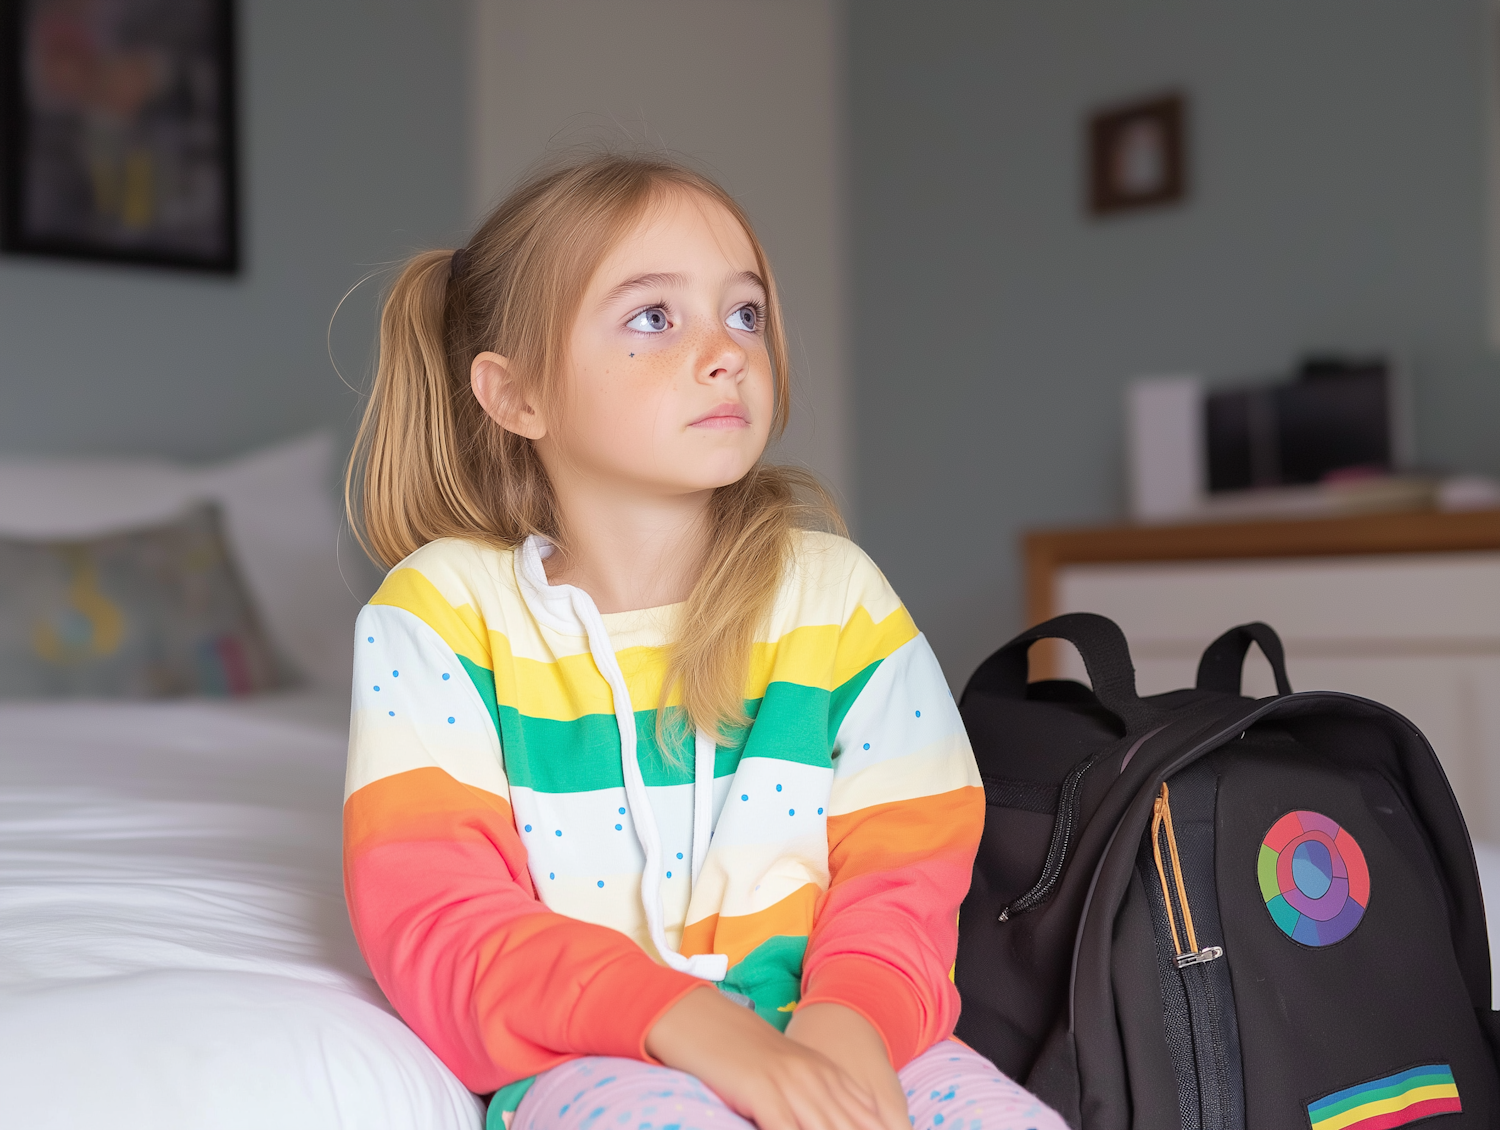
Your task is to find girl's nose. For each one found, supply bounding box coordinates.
[700,325,747,383]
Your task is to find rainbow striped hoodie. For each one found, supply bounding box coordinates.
[342,530,984,1102]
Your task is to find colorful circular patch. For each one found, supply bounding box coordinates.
[1258,810,1369,946]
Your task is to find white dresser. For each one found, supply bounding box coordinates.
[1026,511,1500,839]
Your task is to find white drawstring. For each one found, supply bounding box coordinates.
[692,728,714,884]
[517,537,727,982]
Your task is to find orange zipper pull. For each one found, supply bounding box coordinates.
[1153,781,1225,969]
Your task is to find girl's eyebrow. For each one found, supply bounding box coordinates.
[602,271,687,304]
[601,270,766,305]
[733,270,768,296]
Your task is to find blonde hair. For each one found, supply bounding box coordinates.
[346,153,841,746]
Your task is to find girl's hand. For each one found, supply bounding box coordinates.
[646,986,886,1130]
[784,1003,910,1130]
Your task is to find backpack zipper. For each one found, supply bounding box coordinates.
[1142,774,1243,1129]
[1152,782,1223,970]
[998,750,1100,921]
[998,724,1170,922]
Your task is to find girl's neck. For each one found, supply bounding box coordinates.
[542,482,713,614]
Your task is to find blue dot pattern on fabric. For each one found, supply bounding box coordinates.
[864,743,871,750]
[504,1039,1066,1130]
[618,807,626,815]
[548,872,554,879]
[448,717,455,724]
[555,829,562,836]
[741,794,748,801]
[676,852,683,860]
[442,673,450,681]
[388,711,394,717]
[916,709,921,717]
[615,824,622,831]
[597,880,604,888]
[789,809,795,816]
[818,808,824,815]
[776,784,782,792]
[367,636,374,643]
[524,825,532,832]
[666,871,672,878]
[393,670,399,677]
[373,685,379,691]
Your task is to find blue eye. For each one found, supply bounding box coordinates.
[626,307,669,333]
[726,305,757,332]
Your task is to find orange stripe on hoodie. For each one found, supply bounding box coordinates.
[680,882,823,969]
[343,768,702,1093]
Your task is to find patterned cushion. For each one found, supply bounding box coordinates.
[0,503,278,698]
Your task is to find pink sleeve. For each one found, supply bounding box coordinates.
[800,787,985,1068]
[343,765,703,1093]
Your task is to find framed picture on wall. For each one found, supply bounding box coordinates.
[1088,91,1187,217]
[0,0,238,272]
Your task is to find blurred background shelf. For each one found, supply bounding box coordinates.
[1024,508,1500,838]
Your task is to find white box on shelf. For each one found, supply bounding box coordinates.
[1125,375,1204,523]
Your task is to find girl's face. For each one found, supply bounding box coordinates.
[536,190,775,502]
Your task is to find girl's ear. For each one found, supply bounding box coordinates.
[471,352,547,440]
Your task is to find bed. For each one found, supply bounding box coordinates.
[0,434,483,1129]
[0,691,483,1129]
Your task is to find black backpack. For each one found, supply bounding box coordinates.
[953,612,1500,1130]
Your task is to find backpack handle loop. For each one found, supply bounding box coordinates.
[965,612,1153,733]
[1196,621,1293,697]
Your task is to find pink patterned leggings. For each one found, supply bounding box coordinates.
[511,1040,1067,1130]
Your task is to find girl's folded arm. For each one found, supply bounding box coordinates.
[344,765,703,1094]
[798,626,986,1070]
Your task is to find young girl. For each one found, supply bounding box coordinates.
[343,155,1065,1130]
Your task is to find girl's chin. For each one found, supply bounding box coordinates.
[666,460,762,493]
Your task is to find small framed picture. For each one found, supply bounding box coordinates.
[0,0,238,272]
[1088,92,1187,217]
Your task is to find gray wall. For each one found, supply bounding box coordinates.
[850,0,1500,688]
[469,0,850,507]
[0,2,469,461]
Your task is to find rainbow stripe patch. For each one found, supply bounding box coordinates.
[1307,1064,1461,1130]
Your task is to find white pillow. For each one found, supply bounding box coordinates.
[0,970,484,1130]
[0,456,190,535]
[0,433,370,690]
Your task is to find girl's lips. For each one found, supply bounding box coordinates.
[689,404,750,429]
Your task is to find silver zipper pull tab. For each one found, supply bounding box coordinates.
[717,987,756,1010]
[1174,945,1224,969]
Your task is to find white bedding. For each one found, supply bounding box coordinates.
[0,693,483,1130]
